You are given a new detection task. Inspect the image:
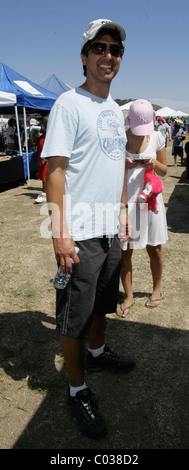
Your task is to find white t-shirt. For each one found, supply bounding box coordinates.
[41,87,126,241]
[6,126,15,144]
[158,122,170,140]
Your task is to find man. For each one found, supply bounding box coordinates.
[185,139,189,178]
[171,119,186,166]
[41,18,135,439]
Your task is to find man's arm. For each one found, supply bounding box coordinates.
[119,170,132,241]
[47,156,80,274]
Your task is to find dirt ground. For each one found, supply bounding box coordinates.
[0,138,189,453]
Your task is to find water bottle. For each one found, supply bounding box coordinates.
[32,125,41,131]
[52,247,79,290]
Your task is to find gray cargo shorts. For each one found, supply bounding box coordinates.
[55,235,121,338]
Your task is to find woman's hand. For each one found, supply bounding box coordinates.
[143,157,156,169]
[143,148,167,177]
[126,157,141,169]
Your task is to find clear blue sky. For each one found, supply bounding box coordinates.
[1,0,189,112]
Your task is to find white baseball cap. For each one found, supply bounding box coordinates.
[81,18,126,50]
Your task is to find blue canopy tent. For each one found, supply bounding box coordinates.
[0,63,58,110]
[40,74,71,96]
[0,63,58,182]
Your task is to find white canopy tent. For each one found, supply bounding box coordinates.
[120,101,133,128]
[120,101,133,120]
[155,107,177,118]
[171,110,189,118]
[155,106,189,122]
[0,91,17,106]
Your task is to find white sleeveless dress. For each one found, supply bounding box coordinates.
[122,131,168,250]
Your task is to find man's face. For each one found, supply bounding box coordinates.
[41,124,46,134]
[81,33,122,86]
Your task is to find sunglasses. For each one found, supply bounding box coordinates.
[86,42,124,58]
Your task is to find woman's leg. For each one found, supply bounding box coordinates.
[145,244,163,307]
[116,247,134,317]
[42,181,47,193]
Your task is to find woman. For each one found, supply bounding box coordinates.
[34,118,48,203]
[117,99,168,318]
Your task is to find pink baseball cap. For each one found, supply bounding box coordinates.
[129,99,154,136]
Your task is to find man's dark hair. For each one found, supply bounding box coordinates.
[81,27,125,77]
[40,118,48,129]
[8,118,16,127]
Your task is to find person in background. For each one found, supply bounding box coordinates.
[14,121,25,151]
[41,18,135,439]
[171,119,186,166]
[157,117,171,147]
[0,126,6,152]
[116,99,168,318]
[5,118,16,153]
[34,118,48,203]
[185,140,189,178]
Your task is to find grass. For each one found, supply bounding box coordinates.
[7,283,37,309]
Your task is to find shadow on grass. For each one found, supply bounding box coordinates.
[167,168,189,234]
[0,310,188,450]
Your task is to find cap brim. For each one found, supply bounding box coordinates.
[131,121,154,136]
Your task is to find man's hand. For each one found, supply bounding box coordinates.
[53,237,80,275]
[119,207,132,242]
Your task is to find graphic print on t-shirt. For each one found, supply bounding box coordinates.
[97,110,125,160]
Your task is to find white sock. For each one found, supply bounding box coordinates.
[69,382,87,397]
[88,344,105,358]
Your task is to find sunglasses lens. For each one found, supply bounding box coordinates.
[90,42,122,57]
[109,45,121,57]
[91,43,106,54]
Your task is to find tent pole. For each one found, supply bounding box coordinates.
[23,107,30,184]
[14,105,22,157]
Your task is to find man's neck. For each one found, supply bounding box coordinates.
[80,80,110,99]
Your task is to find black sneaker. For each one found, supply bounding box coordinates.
[67,387,108,439]
[86,345,135,373]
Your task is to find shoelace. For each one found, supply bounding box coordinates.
[103,351,121,362]
[81,400,95,419]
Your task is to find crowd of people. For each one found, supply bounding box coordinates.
[155,116,188,166]
[0,116,49,201]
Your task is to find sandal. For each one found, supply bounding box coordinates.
[145,295,162,308]
[116,302,134,318]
